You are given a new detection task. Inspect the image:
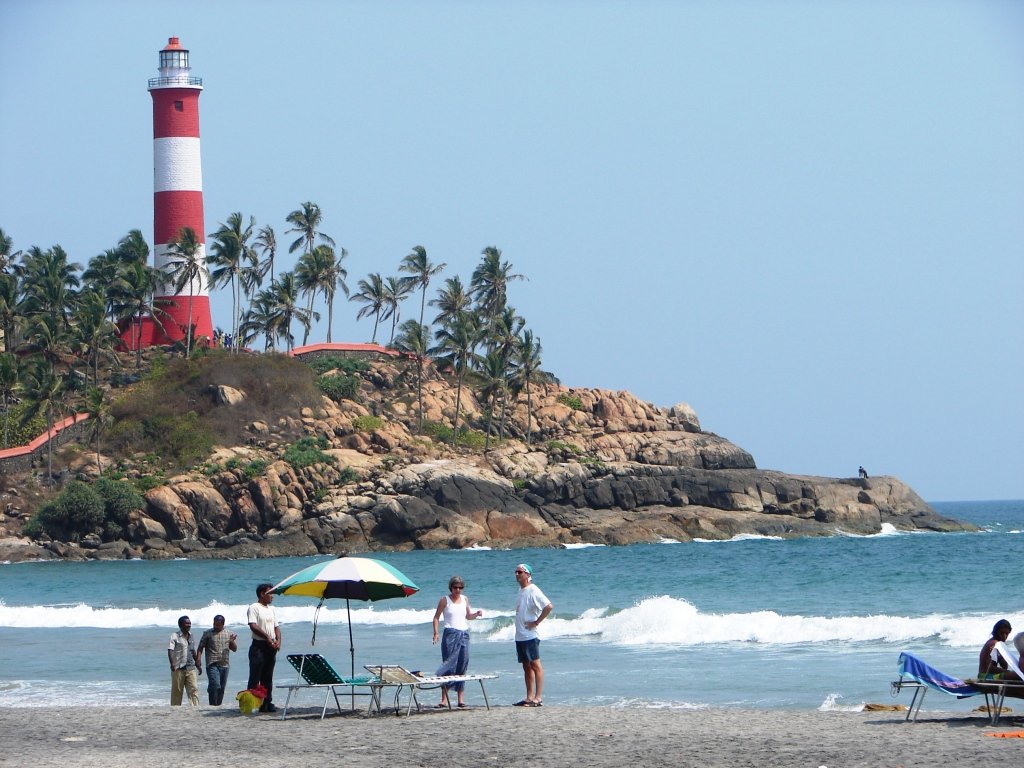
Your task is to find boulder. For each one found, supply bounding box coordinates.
[212,385,246,406]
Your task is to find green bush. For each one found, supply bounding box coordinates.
[546,440,582,455]
[1,403,48,448]
[307,355,369,376]
[95,476,145,521]
[338,467,359,485]
[317,374,360,402]
[283,436,335,469]
[27,480,105,542]
[556,392,584,411]
[423,421,453,442]
[422,421,488,449]
[459,429,487,450]
[133,474,165,494]
[243,460,268,479]
[352,415,383,432]
[94,476,144,540]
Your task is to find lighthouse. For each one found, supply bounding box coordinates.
[147,36,213,345]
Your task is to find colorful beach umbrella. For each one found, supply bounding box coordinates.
[272,556,419,601]
[271,555,419,685]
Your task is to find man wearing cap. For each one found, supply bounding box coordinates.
[513,563,553,707]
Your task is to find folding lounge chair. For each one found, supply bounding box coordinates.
[277,653,377,719]
[891,652,981,721]
[968,642,1024,725]
[364,664,497,715]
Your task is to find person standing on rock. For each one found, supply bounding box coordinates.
[432,575,483,708]
[513,563,552,707]
[247,583,281,713]
[167,615,201,706]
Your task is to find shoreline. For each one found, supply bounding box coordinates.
[2,704,1021,767]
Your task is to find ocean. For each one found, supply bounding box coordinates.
[1,499,1021,713]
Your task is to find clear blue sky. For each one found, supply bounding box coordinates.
[2,0,1022,502]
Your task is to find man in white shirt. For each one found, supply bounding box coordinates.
[246,582,282,713]
[513,563,553,707]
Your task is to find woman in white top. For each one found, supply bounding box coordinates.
[431,575,483,707]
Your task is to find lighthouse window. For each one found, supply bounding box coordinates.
[160,50,188,69]
[174,101,183,112]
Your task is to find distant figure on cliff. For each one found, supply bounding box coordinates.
[858,466,869,479]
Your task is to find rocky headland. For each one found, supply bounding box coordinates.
[0,354,973,563]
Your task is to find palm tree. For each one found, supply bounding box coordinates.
[430,274,471,328]
[84,386,111,475]
[207,212,255,351]
[20,245,82,330]
[162,226,207,359]
[510,329,552,445]
[19,359,65,481]
[239,288,278,351]
[0,227,15,273]
[399,246,446,331]
[489,306,525,438]
[350,273,387,343]
[470,246,525,325]
[70,290,120,387]
[475,349,508,450]
[116,229,150,266]
[319,246,348,343]
[0,272,21,353]
[431,313,481,445]
[22,313,71,369]
[82,249,126,323]
[111,259,165,368]
[266,271,314,352]
[383,276,412,344]
[0,352,18,448]
[285,201,335,256]
[254,224,277,285]
[295,244,348,345]
[392,319,430,435]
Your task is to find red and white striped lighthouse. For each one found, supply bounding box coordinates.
[147,36,213,345]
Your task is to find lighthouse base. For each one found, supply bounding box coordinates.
[118,295,214,350]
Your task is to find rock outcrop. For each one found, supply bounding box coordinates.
[0,360,974,562]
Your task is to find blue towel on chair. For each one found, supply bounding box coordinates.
[897,652,980,698]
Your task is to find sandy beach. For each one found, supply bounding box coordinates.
[1,703,1021,768]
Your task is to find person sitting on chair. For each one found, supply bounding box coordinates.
[979,619,1020,680]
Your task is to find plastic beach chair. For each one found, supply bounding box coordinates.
[277,653,377,719]
[364,664,497,715]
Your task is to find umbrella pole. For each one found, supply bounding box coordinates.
[347,597,355,710]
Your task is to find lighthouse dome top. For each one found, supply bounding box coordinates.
[149,36,202,91]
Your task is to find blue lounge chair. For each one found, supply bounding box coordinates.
[891,652,980,721]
